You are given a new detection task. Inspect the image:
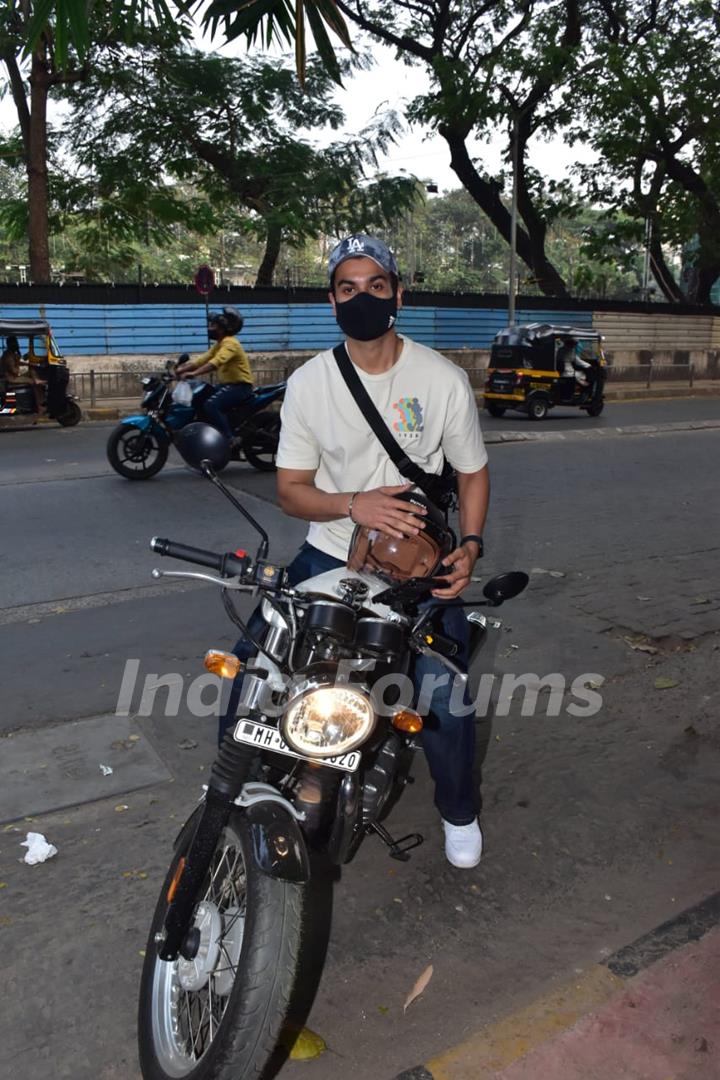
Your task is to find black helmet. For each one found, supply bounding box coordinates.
[347,492,455,581]
[174,422,231,472]
[208,305,243,335]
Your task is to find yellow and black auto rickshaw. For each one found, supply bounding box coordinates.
[0,317,81,427]
[483,322,607,421]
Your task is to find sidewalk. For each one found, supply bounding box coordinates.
[80,380,720,422]
[396,894,720,1080]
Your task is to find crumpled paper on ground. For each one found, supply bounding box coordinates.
[21,832,58,865]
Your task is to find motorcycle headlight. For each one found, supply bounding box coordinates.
[282,685,375,758]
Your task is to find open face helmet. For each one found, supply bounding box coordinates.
[347,491,455,581]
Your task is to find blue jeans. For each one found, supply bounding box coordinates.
[218,542,479,825]
[202,382,253,438]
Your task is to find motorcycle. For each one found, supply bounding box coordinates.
[137,424,528,1080]
[106,359,285,479]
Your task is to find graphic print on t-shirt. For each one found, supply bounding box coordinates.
[392,396,424,436]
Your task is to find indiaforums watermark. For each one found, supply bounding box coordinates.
[115,659,605,720]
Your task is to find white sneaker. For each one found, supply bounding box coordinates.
[443,818,483,868]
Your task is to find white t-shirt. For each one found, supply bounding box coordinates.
[276,336,488,560]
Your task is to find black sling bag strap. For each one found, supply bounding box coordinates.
[332,342,450,508]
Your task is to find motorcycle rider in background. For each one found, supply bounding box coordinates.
[219,235,490,869]
[176,306,253,441]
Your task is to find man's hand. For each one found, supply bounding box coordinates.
[431,541,479,599]
[350,483,427,538]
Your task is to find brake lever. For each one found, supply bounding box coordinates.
[151,569,251,590]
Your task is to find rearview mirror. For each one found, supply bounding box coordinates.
[482,571,529,606]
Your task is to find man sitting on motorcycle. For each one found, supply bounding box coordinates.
[220,235,490,870]
[176,307,253,440]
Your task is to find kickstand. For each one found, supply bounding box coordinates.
[369,821,424,862]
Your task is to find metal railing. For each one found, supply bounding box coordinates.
[68,360,714,402]
[606,361,698,388]
[68,367,292,403]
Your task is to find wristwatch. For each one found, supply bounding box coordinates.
[460,534,484,558]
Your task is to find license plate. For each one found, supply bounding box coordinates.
[233,719,361,772]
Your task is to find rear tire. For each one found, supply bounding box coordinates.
[56,400,82,427]
[528,396,550,421]
[138,813,304,1080]
[107,424,169,479]
[242,411,281,472]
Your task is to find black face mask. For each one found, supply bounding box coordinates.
[334,291,397,341]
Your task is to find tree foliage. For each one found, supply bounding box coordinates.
[58,39,418,284]
[568,0,720,303]
[12,0,720,303]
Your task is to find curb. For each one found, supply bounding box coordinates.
[392,891,720,1080]
[83,406,121,420]
[482,418,720,444]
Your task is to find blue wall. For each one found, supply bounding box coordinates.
[0,301,592,355]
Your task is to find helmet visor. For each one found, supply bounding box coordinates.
[347,526,446,580]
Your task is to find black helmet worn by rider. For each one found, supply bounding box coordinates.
[208,306,244,339]
[347,491,455,582]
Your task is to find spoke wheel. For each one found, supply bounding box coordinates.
[107,424,168,480]
[139,814,304,1080]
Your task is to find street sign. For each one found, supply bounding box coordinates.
[194,264,215,297]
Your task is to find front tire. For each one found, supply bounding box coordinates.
[242,411,281,472]
[107,424,169,480]
[586,400,604,417]
[138,813,304,1080]
[486,402,507,418]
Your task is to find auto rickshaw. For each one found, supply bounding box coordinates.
[483,322,606,420]
[0,317,81,427]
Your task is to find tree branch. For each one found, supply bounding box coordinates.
[3,54,31,153]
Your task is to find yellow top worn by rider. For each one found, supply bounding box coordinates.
[177,306,253,441]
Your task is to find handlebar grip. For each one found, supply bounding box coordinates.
[422,629,460,657]
[150,538,251,578]
[151,537,224,571]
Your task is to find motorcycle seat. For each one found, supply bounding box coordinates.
[255,382,285,394]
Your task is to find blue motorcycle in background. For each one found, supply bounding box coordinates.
[106,360,285,479]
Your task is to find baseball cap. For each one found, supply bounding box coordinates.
[328,234,400,284]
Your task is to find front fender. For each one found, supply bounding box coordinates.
[242,801,310,883]
[120,414,170,441]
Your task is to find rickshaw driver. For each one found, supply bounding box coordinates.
[556,336,592,386]
[1,334,46,412]
[176,306,253,441]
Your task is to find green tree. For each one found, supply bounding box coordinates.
[0,2,91,281]
[59,42,417,285]
[568,0,720,304]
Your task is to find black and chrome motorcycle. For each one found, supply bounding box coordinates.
[137,426,527,1080]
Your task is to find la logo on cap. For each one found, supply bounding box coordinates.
[347,237,365,253]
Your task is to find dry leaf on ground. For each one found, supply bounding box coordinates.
[286,1027,326,1060]
[404,964,433,1012]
